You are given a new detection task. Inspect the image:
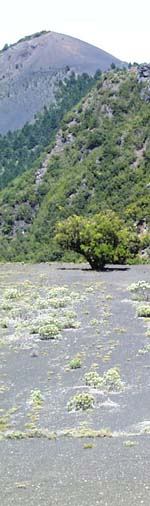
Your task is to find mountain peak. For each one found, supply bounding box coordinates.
[0,30,126,134]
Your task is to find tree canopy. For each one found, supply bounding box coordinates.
[55,212,139,270]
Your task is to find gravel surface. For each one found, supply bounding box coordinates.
[1,263,150,505]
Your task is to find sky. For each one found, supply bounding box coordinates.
[0,0,150,63]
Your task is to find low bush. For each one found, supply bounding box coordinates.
[84,367,124,391]
[137,305,150,317]
[67,392,94,411]
[39,324,61,340]
[69,357,81,369]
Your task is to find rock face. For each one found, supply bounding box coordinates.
[138,64,150,103]
[139,64,150,79]
[0,31,125,134]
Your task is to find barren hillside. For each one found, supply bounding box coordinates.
[0,30,125,134]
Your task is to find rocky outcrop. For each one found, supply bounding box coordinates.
[35,128,74,185]
[138,64,150,79]
[138,64,150,103]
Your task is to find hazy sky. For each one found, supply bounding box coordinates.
[1,0,150,63]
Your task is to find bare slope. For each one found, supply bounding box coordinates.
[0,30,125,134]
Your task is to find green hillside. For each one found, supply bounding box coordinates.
[0,66,150,262]
[0,72,96,189]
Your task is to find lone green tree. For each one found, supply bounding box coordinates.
[55,211,139,270]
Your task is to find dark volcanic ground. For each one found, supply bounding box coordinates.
[1,263,150,505]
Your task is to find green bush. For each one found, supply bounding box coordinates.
[137,305,150,317]
[84,367,124,391]
[39,324,61,340]
[67,392,94,411]
[69,358,81,369]
[55,212,139,270]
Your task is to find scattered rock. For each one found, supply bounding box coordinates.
[30,346,39,357]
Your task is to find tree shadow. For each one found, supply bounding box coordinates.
[57,264,130,272]
[103,266,130,272]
